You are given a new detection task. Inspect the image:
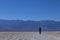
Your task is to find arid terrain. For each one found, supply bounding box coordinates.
[0,32,60,40]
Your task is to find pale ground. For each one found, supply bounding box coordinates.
[0,32,60,40]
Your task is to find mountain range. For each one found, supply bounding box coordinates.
[0,19,60,31]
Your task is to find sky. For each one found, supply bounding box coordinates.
[0,0,60,21]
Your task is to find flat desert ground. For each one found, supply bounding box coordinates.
[0,32,60,40]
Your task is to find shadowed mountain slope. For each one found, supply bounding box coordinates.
[0,19,60,31]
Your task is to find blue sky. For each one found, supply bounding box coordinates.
[0,0,60,21]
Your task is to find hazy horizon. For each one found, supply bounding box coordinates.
[0,19,60,22]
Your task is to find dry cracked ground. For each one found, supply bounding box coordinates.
[0,32,60,40]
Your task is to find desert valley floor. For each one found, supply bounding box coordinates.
[0,32,60,40]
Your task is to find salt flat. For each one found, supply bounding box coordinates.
[0,32,60,40]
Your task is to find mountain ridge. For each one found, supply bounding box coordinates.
[0,19,60,31]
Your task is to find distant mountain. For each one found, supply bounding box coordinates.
[0,19,60,31]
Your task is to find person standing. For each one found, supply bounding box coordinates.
[39,27,41,34]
